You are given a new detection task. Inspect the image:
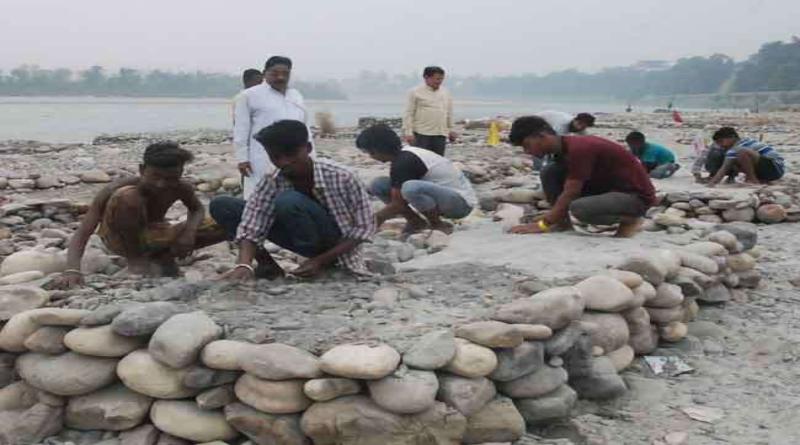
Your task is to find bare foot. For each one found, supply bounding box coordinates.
[614,218,643,238]
[431,221,454,234]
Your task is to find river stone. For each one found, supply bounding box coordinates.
[17,352,117,396]
[578,312,630,353]
[148,311,221,368]
[659,321,688,343]
[708,231,740,252]
[444,338,498,378]
[150,400,238,443]
[0,270,46,285]
[112,302,185,337]
[722,206,755,222]
[727,253,756,272]
[66,383,152,431]
[493,286,584,329]
[28,307,90,326]
[0,353,16,389]
[117,349,197,399]
[367,368,438,414]
[201,340,253,370]
[0,381,39,411]
[629,325,659,355]
[544,321,585,356]
[514,385,577,424]
[619,254,668,285]
[715,222,757,250]
[402,330,456,370]
[319,343,400,380]
[196,385,235,410]
[672,274,704,298]
[79,170,112,183]
[156,432,192,445]
[510,324,552,340]
[756,204,786,223]
[23,326,70,354]
[0,402,64,445]
[240,343,322,380]
[455,321,523,348]
[698,283,731,303]
[569,356,627,400]
[462,396,525,444]
[64,325,145,357]
[647,283,685,308]
[602,269,644,288]
[304,378,361,402]
[436,375,496,416]
[646,306,684,324]
[633,281,658,306]
[182,366,240,389]
[235,374,311,414]
[224,402,308,445]
[489,341,544,382]
[79,304,129,326]
[678,251,719,275]
[0,310,39,351]
[737,269,762,289]
[575,275,638,312]
[497,364,568,398]
[677,266,715,288]
[300,395,466,445]
[0,249,66,276]
[0,285,49,320]
[606,345,635,371]
[118,424,160,445]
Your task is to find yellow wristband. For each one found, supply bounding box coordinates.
[538,219,551,232]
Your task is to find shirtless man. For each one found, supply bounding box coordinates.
[50,142,227,288]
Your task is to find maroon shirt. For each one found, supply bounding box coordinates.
[561,135,656,206]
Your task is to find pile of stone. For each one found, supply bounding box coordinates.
[92,130,231,146]
[357,117,402,130]
[0,169,117,192]
[193,177,242,195]
[649,187,800,230]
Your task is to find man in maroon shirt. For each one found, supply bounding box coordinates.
[508,116,656,237]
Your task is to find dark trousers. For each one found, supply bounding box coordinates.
[209,191,341,257]
[414,132,447,156]
[540,160,647,226]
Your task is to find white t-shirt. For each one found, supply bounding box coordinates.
[400,146,478,207]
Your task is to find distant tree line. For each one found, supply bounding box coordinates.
[0,65,347,100]
[345,38,800,100]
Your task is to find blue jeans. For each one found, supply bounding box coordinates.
[368,177,472,219]
[209,191,342,257]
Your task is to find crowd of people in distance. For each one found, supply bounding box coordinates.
[48,57,789,287]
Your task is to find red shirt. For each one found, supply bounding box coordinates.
[561,135,656,206]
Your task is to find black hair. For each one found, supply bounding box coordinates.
[508,116,556,146]
[575,113,596,126]
[712,127,739,141]
[265,56,292,71]
[142,141,193,168]
[355,124,403,156]
[242,69,262,83]
[625,131,646,143]
[254,120,308,155]
[423,66,445,77]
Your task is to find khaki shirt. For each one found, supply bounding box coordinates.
[402,84,453,137]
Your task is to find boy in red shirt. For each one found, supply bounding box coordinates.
[508,116,656,237]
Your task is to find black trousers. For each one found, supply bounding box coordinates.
[540,160,647,226]
[413,132,447,156]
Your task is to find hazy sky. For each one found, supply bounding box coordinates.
[2,0,798,79]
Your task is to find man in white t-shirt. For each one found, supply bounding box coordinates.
[356,124,477,235]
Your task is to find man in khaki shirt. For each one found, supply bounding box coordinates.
[402,66,457,156]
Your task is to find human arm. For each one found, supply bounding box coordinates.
[172,183,205,258]
[707,157,738,186]
[233,93,252,176]
[402,90,417,144]
[446,92,457,142]
[510,178,584,234]
[375,187,409,226]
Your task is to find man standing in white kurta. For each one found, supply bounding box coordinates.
[233,56,315,198]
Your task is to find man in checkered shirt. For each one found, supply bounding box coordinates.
[210,120,376,279]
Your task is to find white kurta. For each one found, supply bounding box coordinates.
[233,84,314,198]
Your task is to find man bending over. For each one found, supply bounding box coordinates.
[708,127,785,187]
[508,116,656,237]
[356,124,477,235]
[51,142,227,288]
[625,131,680,179]
[211,120,375,280]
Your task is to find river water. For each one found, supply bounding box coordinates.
[0,96,639,143]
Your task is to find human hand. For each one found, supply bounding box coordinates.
[404,135,416,146]
[448,131,458,143]
[48,271,84,289]
[292,258,325,278]
[171,230,196,259]
[237,162,253,177]
[509,223,544,235]
[218,265,255,281]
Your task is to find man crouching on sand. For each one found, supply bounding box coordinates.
[210,120,375,280]
[51,142,228,288]
[507,116,656,238]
